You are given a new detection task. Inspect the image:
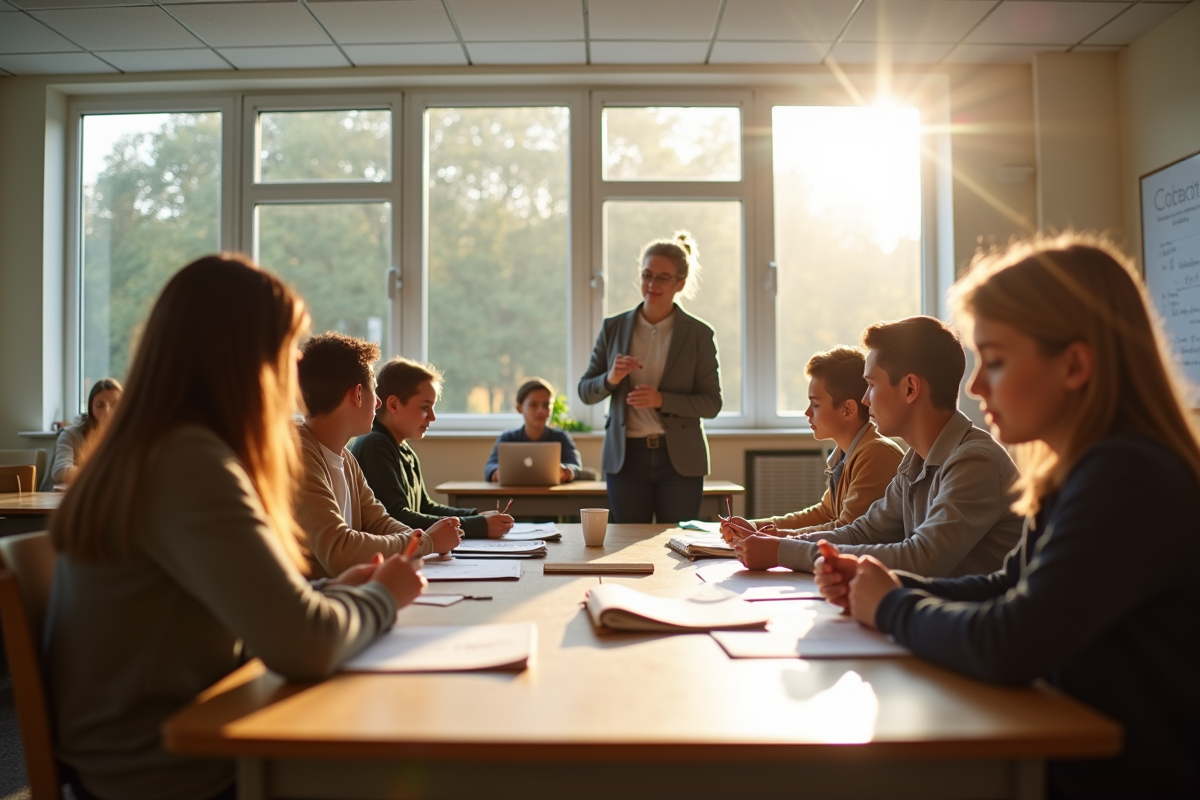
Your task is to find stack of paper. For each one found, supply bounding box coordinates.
[504,522,562,541]
[585,583,769,633]
[340,623,536,672]
[454,540,547,558]
[667,531,735,560]
[420,558,522,581]
[712,605,909,659]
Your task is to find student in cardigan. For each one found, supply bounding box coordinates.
[46,377,123,488]
[353,356,514,539]
[484,377,583,484]
[720,346,902,541]
[816,236,1200,799]
[734,316,1022,577]
[45,255,426,800]
[297,334,463,577]
[578,231,722,523]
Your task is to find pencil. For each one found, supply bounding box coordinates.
[403,530,422,559]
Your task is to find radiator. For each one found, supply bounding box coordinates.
[744,450,829,519]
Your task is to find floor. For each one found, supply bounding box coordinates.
[0,668,31,800]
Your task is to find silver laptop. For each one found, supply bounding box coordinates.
[497,442,562,486]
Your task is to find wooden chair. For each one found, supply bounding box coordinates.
[0,464,38,494]
[0,449,48,489]
[0,530,62,799]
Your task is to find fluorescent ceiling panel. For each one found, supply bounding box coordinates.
[168,3,331,47]
[588,0,721,41]
[99,47,230,71]
[448,0,584,41]
[0,51,116,72]
[708,39,827,63]
[466,40,586,64]
[0,12,81,52]
[343,42,466,65]
[718,0,857,41]
[217,44,349,69]
[308,1,457,45]
[831,40,954,63]
[31,7,203,50]
[590,40,711,63]
[965,1,1129,45]
[842,0,994,42]
[1084,2,1186,46]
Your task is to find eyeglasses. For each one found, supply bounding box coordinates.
[640,270,681,287]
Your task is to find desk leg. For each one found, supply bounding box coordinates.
[1012,760,1046,800]
[237,758,267,800]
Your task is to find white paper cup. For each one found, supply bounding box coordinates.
[580,508,609,546]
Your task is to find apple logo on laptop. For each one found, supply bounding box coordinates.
[524,457,534,468]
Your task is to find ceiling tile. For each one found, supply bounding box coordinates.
[465,40,585,64]
[831,40,955,63]
[308,0,456,45]
[708,39,827,62]
[168,3,331,47]
[12,0,151,8]
[843,0,994,42]
[99,47,231,71]
[965,1,1129,45]
[718,0,857,41]
[0,50,116,72]
[588,0,721,41]
[31,7,203,50]
[0,1,16,8]
[343,42,466,65]
[447,0,583,41]
[590,40,711,63]
[1083,2,1186,46]
[1073,43,1123,52]
[943,42,1066,63]
[217,44,349,68]
[0,11,81,52]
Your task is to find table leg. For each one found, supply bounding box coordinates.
[237,758,267,800]
[1012,760,1046,800]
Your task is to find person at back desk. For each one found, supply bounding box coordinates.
[484,377,582,483]
[353,356,514,539]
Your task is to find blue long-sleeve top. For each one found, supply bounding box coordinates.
[483,425,582,482]
[876,434,1200,799]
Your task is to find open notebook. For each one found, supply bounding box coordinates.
[585,583,769,633]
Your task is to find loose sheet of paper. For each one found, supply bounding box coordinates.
[413,594,464,607]
[712,604,909,659]
[695,559,821,599]
[341,623,536,672]
[504,523,562,541]
[420,558,522,581]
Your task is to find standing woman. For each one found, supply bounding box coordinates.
[816,235,1200,799]
[578,231,722,523]
[46,255,425,800]
[47,377,122,487]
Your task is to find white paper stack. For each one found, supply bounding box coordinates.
[454,540,547,558]
[504,522,562,541]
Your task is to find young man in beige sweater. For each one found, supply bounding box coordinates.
[296,332,462,578]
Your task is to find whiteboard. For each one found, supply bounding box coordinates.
[1141,149,1200,389]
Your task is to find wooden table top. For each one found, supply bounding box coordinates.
[0,492,62,515]
[437,480,744,496]
[164,524,1119,763]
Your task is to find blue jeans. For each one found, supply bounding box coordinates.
[606,437,703,524]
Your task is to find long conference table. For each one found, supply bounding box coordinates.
[435,480,745,520]
[163,525,1120,800]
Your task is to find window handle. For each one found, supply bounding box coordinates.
[590,271,606,291]
[765,261,778,297]
[387,266,402,300]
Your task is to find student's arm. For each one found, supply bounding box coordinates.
[659,325,723,420]
[51,426,84,484]
[353,432,409,519]
[554,429,583,480]
[776,475,906,572]
[875,441,1194,684]
[483,436,503,481]
[146,430,398,680]
[759,491,835,532]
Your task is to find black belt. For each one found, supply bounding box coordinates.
[630,434,663,449]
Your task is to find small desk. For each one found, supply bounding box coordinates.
[164,525,1120,800]
[436,479,744,521]
[0,491,61,536]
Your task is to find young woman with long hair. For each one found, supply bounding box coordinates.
[46,255,426,800]
[47,377,122,487]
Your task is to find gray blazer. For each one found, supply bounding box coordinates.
[578,305,722,477]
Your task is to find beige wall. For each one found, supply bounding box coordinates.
[1118,0,1200,271]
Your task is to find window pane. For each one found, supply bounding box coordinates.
[81,112,221,410]
[773,106,923,415]
[258,110,391,183]
[425,107,570,414]
[603,201,743,415]
[603,107,741,182]
[256,203,390,347]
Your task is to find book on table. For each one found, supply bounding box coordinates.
[667,531,735,560]
[584,583,769,633]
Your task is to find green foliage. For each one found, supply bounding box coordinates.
[551,395,591,432]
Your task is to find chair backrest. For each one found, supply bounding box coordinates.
[0,464,38,494]
[0,531,61,799]
[0,449,48,486]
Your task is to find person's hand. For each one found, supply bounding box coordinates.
[720,515,756,544]
[813,540,859,610]
[626,385,663,409]
[846,555,903,629]
[425,517,463,554]
[327,552,384,588]
[606,354,643,386]
[489,471,500,483]
[559,465,575,483]
[732,533,782,571]
[369,553,427,609]
[481,510,514,539]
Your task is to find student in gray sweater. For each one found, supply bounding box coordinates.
[45,256,427,800]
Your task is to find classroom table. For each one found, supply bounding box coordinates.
[435,479,745,521]
[0,491,61,537]
[163,524,1120,800]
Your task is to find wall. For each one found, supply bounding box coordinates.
[1117,0,1200,270]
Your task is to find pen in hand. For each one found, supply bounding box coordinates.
[403,528,423,559]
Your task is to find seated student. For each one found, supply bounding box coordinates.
[352,357,514,539]
[816,236,1200,799]
[733,316,1022,577]
[484,377,583,484]
[297,335,463,577]
[45,255,426,800]
[46,377,122,488]
[720,347,901,539]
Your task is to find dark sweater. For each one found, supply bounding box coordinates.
[877,435,1200,799]
[350,420,489,539]
[483,425,582,482]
